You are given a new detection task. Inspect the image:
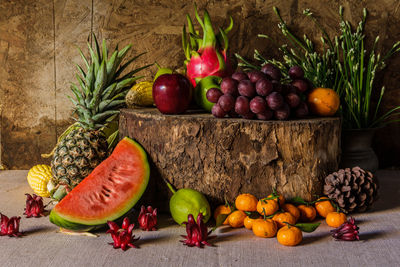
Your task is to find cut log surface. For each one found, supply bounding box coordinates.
[119,108,341,207]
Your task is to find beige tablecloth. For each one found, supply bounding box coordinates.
[0,170,399,267]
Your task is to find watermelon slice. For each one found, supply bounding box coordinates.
[49,137,150,231]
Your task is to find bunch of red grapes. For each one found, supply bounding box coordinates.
[207,64,311,120]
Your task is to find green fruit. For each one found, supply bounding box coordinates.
[154,64,173,81]
[194,76,222,112]
[49,137,150,231]
[168,183,211,225]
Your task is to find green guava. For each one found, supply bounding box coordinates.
[167,183,211,225]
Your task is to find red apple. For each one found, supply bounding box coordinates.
[153,74,192,114]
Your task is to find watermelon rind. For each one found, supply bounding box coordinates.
[49,137,150,231]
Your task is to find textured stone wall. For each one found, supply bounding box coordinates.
[0,0,399,169]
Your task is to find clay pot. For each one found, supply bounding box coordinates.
[340,128,379,173]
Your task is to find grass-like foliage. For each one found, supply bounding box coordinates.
[236,6,400,129]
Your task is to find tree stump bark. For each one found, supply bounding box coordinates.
[119,108,341,208]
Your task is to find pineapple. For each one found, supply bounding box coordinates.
[50,34,150,200]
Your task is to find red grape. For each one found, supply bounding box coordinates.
[247,71,266,83]
[212,104,227,118]
[295,102,309,118]
[266,92,284,110]
[206,88,223,103]
[256,109,273,120]
[285,93,301,108]
[232,72,248,82]
[261,63,276,73]
[220,77,238,95]
[272,80,283,93]
[218,94,235,112]
[256,78,273,96]
[235,96,250,115]
[274,103,290,120]
[261,64,281,81]
[288,66,304,79]
[291,79,308,93]
[250,96,267,114]
[238,80,256,98]
[282,84,297,95]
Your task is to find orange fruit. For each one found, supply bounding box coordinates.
[252,219,277,238]
[235,193,258,212]
[277,225,303,246]
[267,193,285,206]
[315,197,335,218]
[326,212,347,228]
[272,212,296,228]
[257,198,279,216]
[297,205,317,222]
[282,203,300,222]
[213,205,232,225]
[228,210,247,228]
[307,87,340,116]
[244,215,261,230]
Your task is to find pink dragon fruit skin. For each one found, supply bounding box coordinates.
[183,6,234,87]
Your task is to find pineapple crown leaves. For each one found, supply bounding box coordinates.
[70,33,152,130]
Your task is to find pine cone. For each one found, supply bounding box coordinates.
[324,166,379,213]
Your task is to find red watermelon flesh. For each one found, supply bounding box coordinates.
[49,137,150,230]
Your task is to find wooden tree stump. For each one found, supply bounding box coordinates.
[120,108,341,208]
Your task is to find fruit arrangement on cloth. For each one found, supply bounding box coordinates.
[212,192,322,246]
[324,166,379,213]
[48,34,149,201]
[11,3,384,254]
[211,189,366,246]
[49,137,150,231]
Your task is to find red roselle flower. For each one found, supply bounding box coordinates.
[181,213,215,248]
[24,194,46,218]
[0,213,22,237]
[183,6,233,87]
[138,206,157,231]
[107,217,139,250]
[331,217,360,241]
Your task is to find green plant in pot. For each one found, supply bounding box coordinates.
[335,7,400,172]
[237,6,400,172]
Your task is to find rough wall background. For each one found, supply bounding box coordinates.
[0,0,399,169]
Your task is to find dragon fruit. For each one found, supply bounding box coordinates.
[181,213,215,248]
[107,217,139,250]
[24,193,46,218]
[0,213,22,237]
[182,5,234,87]
[138,205,157,231]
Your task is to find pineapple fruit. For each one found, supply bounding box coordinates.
[49,33,150,200]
